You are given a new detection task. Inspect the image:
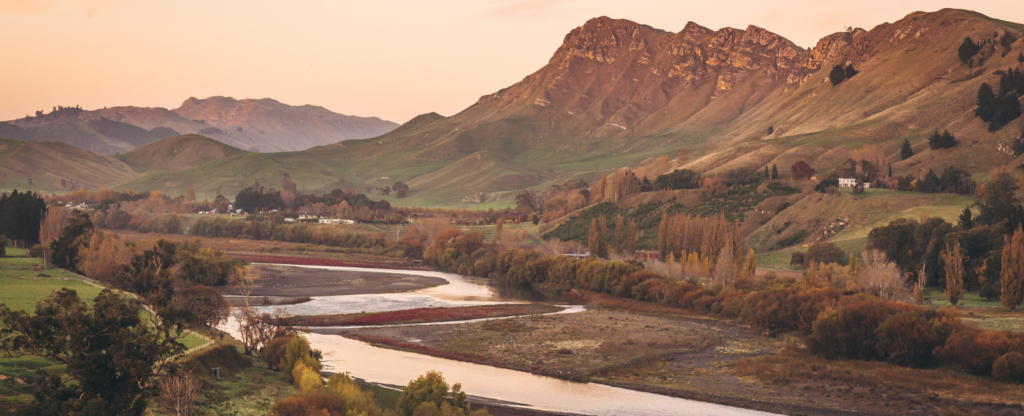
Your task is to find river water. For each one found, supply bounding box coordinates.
[226,264,776,416]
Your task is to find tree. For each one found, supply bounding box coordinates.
[397,371,470,416]
[844,64,858,79]
[805,241,847,266]
[0,190,47,246]
[977,172,1022,227]
[888,164,893,178]
[900,138,914,160]
[829,64,847,86]
[515,190,534,212]
[977,83,997,122]
[790,161,816,180]
[764,165,769,178]
[927,130,958,150]
[281,176,297,208]
[160,371,201,416]
[958,37,980,63]
[393,181,410,198]
[49,209,93,271]
[588,217,608,258]
[0,289,186,415]
[1001,225,1024,312]
[174,285,231,334]
[770,164,778,180]
[0,235,7,257]
[958,206,974,229]
[943,241,966,307]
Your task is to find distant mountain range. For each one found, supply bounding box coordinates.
[1,97,399,154]
[3,9,1023,207]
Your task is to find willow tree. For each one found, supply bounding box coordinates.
[1002,226,1024,311]
[942,241,965,307]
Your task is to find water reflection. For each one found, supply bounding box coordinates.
[228,264,777,416]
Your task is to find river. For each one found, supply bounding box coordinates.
[225,264,777,416]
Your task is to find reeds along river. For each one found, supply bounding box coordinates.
[223,265,777,416]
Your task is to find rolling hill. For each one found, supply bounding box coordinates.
[0,137,137,194]
[8,9,1024,207]
[116,134,248,172]
[4,97,400,154]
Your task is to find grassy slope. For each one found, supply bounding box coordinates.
[0,251,206,409]
[0,137,137,194]
[755,188,976,269]
[116,134,247,172]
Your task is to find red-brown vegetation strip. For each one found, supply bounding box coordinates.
[284,304,562,327]
[231,253,423,270]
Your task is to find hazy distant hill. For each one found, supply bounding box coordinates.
[9,9,1024,206]
[0,137,136,193]
[4,97,400,154]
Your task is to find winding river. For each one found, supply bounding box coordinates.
[225,265,776,416]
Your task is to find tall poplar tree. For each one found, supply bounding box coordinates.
[942,241,965,307]
[1002,226,1024,312]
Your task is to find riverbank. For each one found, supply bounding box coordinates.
[219,263,447,298]
[283,304,563,327]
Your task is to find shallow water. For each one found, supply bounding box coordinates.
[226,264,777,416]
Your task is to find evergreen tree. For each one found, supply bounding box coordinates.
[829,64,846,86]
[770,164,778,180]
[958,206,974,229]
[977,83,997,121]
[50,210,93,271]
[927,130,957,150]
[958,37,980,63]
[844,64,858,79]
[764,166,770,178]
[888,164,893,178]
[900,138,914,160]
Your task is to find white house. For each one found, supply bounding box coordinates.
[318,218,357,225]
[838,178,870,188]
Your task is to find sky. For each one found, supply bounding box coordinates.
[1,0,1022,124]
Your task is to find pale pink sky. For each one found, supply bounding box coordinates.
[1,0,1021,124]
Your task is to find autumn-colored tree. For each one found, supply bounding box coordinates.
[281,176,297,208]
[791,161,816,180]
[713,247,736,286]
[626,219,637,256]
[77,231,136,283]
[588,216,608,258]
[943,241,966,307]
[1001,226,1024,311]
[38,206,70,247]
[744,248,756,280]
[614,214,625,253]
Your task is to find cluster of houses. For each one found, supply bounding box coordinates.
[837,178,870,188]
[290,214,356,225]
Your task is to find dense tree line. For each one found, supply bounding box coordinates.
[976,69,1024,131]
[190,216,396,254]
[867,171,1024,293]
[0,190,46,246]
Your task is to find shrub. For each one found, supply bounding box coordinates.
[789,252,806,266]
[934,329,1013,375]
[874,313,938,367]
[992,351,1024,383]
[807,298,916,360]
[271,392,347,416]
